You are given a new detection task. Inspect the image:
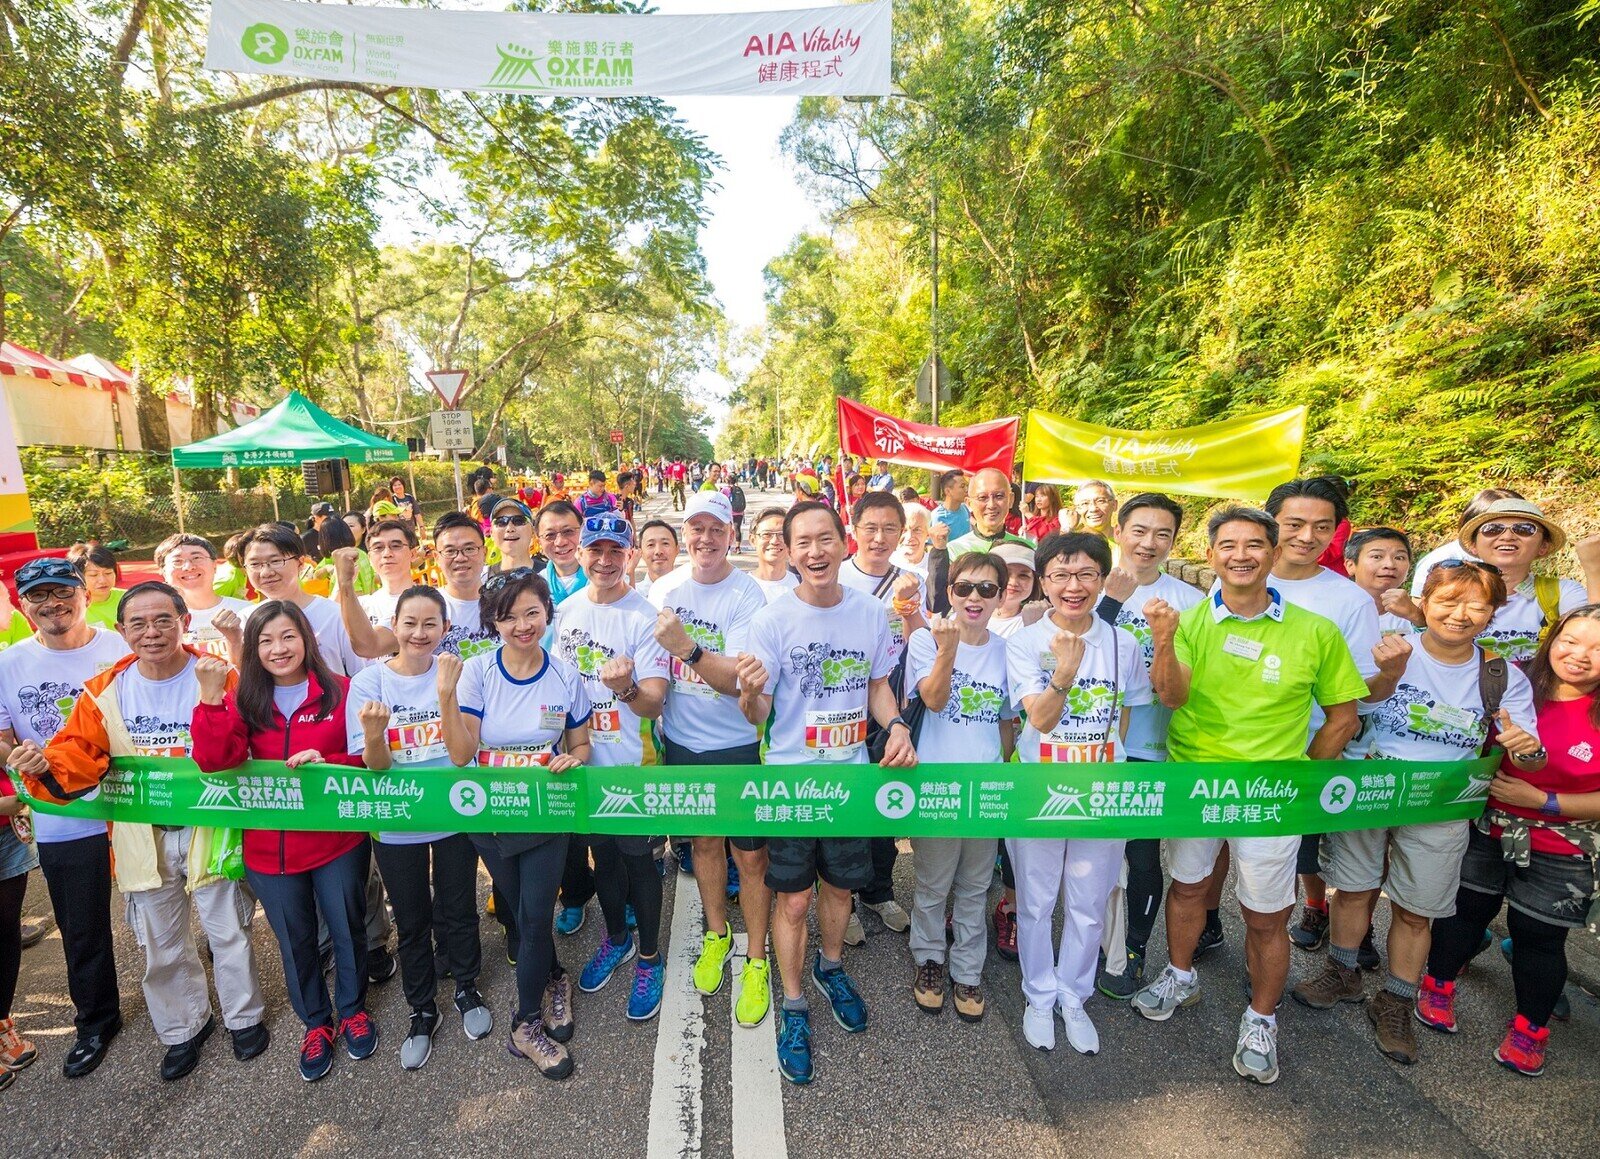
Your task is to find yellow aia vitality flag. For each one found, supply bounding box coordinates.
[1024,406,1306,500]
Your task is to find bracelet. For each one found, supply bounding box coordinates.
[1540,790,1561,816]
[681,643,704,666]
[1048,677,1072,695]
[1511,747,1547,762]
[616,682,640,704]
[888,716,910,732]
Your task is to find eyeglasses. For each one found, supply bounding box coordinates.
[493,514,530,528]
[123,616,179,634]
[21,584,80,605]
[950,580,1000,599]
[483,566,536,595]
[754,531,785,543]
[1044,569,1104,586]
[243,556,295,574]
[1477,521,1542,540]
[437,545,483,561]
[1435,559,1502,576]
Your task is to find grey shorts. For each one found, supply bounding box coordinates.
[1459,825,1598,930]
[766,837,873,895]
[1321,820,1470,919]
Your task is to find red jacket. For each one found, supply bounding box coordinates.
[190,671,365,876]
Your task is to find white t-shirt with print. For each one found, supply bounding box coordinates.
[358,588,402,629]
[1103,572,1204,760]
[748,588,894,766]
[752,573,800,605]
[839,558,923,663]
[301,594,367,677]
[457,649,590,769]
[346,660,452,845]
[184,597,254,659]
[552,589,670,768]
[647,566,764,752]
[0,629,130,842]
[1479,578,1588,665]
[1361,644,1540,762]
[440,591,499,661]
[1268,568,1381,735]
[903,628,1009,765]
[119,656,201,759]
[1006,615,1152,765]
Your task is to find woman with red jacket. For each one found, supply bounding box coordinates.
[191,600,378,1083]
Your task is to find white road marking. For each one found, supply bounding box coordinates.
[729,933,787,1159]
[647,873,707,1159]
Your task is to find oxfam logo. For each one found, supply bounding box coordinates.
[1319,775,1357,815]
[875,781,916,820]
[449,780,487,817]
[241,23,289,64]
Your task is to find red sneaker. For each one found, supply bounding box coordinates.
[1494,1014,1548,1076]
[1414,975,1458,1034]
[994,900,1018,962]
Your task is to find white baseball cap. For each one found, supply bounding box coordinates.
[683,490,733,526]
[992,542,1035,572]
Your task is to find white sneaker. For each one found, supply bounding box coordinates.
[1132,965,1201,1022]
[1058,1002,1099,1055]
[1233,1011,1280,1085]
[1023,1004,1055,1051]
[864,899,910,933]
[843,907,866,947]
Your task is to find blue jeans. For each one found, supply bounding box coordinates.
[248,841,370,1029]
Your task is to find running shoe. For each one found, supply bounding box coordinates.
[1132,965,1201,1022]
[1058,1003,1099,1055]
[555,904,586,937]
[693,924,734,996]
[844,905,866,947]
[400,1008,439,1071]
[1097,949,1146,1000]
[726,856,741,902]
[865,898,910,932]
[509,1018,573,1080]
[628,957,666,1021]
[299,1024,336,1082]
[1357,926,1381,971]
[776,1008,813,1085]
[1233,1011,1280,1084]
[454,987,493,1041]
[580,932,637,992]
[1193,922,1225,961]
[1288,905,1329,952]
[1022,1005,1054,1051]
[994,900,1018,961]
[1494,1014,1548,1077]
[736,958,772,1028]
[339,1011,379,1061]
[674,841,694,875]
[0,1017,37,1070]
[810,955,868,1033]
[626,904,637,930]
[1414,975,1458,1034]
[367,946,398,985]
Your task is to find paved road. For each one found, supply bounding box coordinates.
[12,484,1599,1156]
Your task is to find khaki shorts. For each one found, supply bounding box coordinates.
[1168,835,1298,914]
[1321,820,1470,919]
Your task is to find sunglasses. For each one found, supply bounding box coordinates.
[950,580,1000,599]
[482,566,536,594]
[1435,559,1502,576]
[492,514,530,527]
[1477,521,1542,540]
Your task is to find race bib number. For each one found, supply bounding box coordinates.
[388,718,446,763]
[476,744,554,768]
[590,705,622,744]
[1040,738,1116,763]
[133,743,189,758]
[668,655,717,697]
[805,709,867,761]
[186,630,232,658]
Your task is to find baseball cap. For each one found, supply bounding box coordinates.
[684,491,733,526]
[310,501,336,517]
[793,469,821,496]
[992,543,1036,572]
[580,512,634,549]
[1458,498,1567,553]
[15,556,85,595]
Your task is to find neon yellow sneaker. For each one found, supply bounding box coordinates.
[693,925,733,996]
[735,957,771,1028]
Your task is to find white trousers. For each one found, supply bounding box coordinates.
[1007,837,1125,1011]
[124,828,266,1044]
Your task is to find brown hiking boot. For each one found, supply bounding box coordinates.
[1368,989,1418,1064]
[1291,959,1364,1010]
[0,1018,37,1071]
[541,972,574,1044]
[509,1018,573,1080]
[913,960,946,1013]
[952,982,985,1023]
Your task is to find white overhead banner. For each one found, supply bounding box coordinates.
[205,0,892,97]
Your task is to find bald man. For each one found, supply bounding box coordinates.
[925,468,1036,615]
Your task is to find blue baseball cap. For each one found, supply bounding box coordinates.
[580,513,633,549]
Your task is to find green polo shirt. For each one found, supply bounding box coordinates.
[1167,588,1367,763]
[948,529,1034,559]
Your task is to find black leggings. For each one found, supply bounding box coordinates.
[0,871,26,1019]
[1124,838,1164,955]
[591,838,662,958]
[472,836,567,1024]
[373,835,481,1012]
[1428,887,1570,1028]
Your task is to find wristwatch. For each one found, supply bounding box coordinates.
[1512,746,1547,763]
[617,682,640,704]
[1540,791,1561,816]
[681,643,704,666]
[1048,677,1072,695]
[888,716,910,732]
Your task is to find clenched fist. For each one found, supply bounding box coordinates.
[734,652,769,699]
[1104,566,1138,604]
[196,655,232,703]
[929,523,950,551]
[927,612,960,653]
[5,740,48,779]
[436,652,464,699]
[599,655,636,695]
[358,699,390,738]
[1048,629,1086,684]
[1142,598,1181,646]
[331,547,360,590]
[654,608,694,659]
[1371,632,1413,678]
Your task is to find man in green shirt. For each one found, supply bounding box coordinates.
[1131,505,1366,1086]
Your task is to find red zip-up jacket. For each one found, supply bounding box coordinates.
[190,671,365,875]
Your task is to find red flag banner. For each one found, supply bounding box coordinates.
[836,397,1019,476]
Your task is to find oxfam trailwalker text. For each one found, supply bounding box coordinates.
[23,753,1503,839]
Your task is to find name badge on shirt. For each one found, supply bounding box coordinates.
[1428,703,1478,732]
[1222,634,1264,662]
[540,707,568,731]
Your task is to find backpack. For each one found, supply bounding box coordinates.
[1478,648,1509,755]
[1533,574,1562,649]
[729,484,746,513]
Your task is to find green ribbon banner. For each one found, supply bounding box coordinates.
[20,753,1503,840]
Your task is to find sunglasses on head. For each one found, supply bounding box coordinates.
[482,566,536,594]
[1435,558,1502,576]
[950,580,1000,599]
[584,514,629,535]
[1478,521,1542,540]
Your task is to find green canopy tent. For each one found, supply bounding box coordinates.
[169,391,408,531]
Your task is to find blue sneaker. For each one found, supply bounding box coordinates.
[810,954,868,1033]
[776,1008,813,1085]
[579,932,636,993]
[627,956,666,1021]
[726,856,741,901]
[555,904,585,937]
[625,904,638,930]
[338,1011,379,1061]
[675,842,694,875]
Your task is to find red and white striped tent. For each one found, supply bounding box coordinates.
[0,341,128,392]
